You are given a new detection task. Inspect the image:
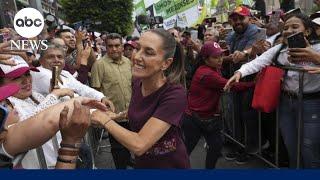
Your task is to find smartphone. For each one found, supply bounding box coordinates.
[72,21,83,31]
[256,28,267,40]
[270,10,281,27]
[287,32,307,48]
[0,33,4,43]
[0,105,9,132]
[50,66,60,90]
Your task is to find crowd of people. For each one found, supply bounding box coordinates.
[1,4,320,169]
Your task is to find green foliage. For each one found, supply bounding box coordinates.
[60,0,134,36]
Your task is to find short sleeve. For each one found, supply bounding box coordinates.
[152,85,187,127]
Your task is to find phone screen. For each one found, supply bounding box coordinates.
[287,32,307,48]
[0,34,4,43]
[256,28,267,40]
[270,10,281,27]
[0,106,9,131]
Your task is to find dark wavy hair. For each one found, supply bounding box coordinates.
[284,12,317,41]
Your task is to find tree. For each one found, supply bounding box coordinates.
[60,0,134,36]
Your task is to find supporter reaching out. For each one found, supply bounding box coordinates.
[0,85,106,168]
[224,12,320,168]
[55,101,91,169]
[31,43,115,112]
[182,42,254,169]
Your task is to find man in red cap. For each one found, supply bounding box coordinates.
[224,5,264,164]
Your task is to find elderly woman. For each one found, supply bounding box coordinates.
[0,82,106,169]
[0,54,76,168]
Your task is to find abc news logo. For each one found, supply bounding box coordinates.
[15,16,42,27]
[11,8,48,50]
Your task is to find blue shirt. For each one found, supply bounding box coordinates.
[227,24,260,53]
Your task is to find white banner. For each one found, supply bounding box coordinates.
[162,5,200,29]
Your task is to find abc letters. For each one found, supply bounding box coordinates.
[15,16,42,27]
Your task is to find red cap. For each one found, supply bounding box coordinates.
[200,42,224,58]
[124,40,138,48]
[0,83,20,101]
[230,6,251,17]
[0,56,39,78]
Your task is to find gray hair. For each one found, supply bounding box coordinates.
[39,42,66,60]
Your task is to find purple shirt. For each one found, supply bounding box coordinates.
[128,79,190,169]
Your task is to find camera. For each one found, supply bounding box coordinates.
[69,20,101,32]
[136,15,164,29]
[44,13,58,32]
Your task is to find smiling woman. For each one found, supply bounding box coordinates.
[0,55,78,168]
[91,28,190,169]
[225,12,320,168]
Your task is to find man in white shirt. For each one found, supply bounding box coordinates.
[31,43,115,111]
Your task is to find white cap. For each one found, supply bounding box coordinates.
[312,17,320,26]
[0,56,39,78]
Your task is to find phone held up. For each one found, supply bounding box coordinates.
[287,32,307,49]
[287,32,309,67]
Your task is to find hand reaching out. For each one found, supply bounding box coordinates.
[59,101,90,144]
[224,71,242,91]
[51,88,75,98]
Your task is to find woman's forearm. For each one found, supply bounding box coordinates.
[4,98,79,156]
[102,117,171,156]
[104,121,144,155]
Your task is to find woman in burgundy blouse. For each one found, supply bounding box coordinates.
[182,42,254,168]
[91,29,190,169]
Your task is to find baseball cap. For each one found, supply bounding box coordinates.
[0,83,20,101]
[312,18,320,26]
[0,55,39,78]
[124,40,137,49]
[310,11,320,21]
[200,42,224,58]
[230,6,251,17]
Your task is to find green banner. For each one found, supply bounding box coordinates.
[211,0,218,8]
[154,0,198,19]
[134,0,146,15]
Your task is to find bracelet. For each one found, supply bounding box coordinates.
[58,148,79,156]
[60,142,82,149]
[57,156,77,164]
[103,119,113,126]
